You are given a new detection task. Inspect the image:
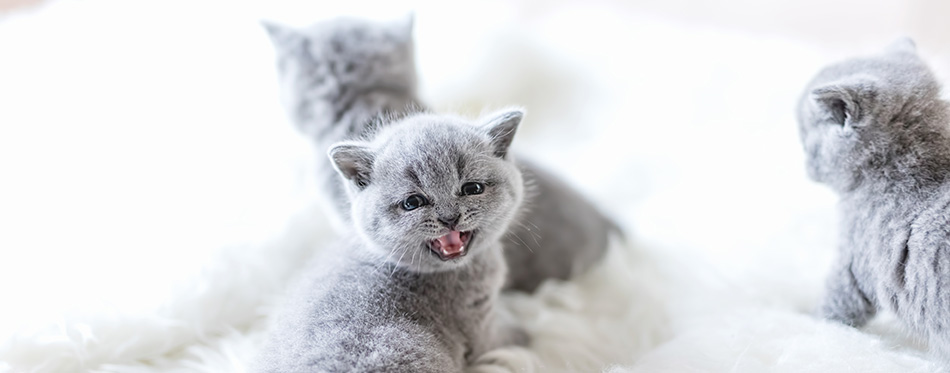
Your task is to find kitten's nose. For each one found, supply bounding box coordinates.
[438,213,461,229]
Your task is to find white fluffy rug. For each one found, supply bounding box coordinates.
[2,0,950,372]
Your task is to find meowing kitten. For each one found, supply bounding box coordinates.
[263,16,619,292]
[797,39,950,357]
[255,109,529,372]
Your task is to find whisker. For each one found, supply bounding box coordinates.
[512,220,543,242]
[410,247,421,270]
[505,230,535,253]
[517,220,543,247]
[505,220,541,252]
[391,246,411,277]
[373,245,399,272]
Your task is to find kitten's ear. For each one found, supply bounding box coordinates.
[391,12,414,39]
[810,78,876,127]
[482,108,524,158]
[261,20,305,49]
[328,142,375,189]
[886,37,917,54]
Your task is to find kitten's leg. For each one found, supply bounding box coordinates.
[818,257,876,327]
[466,312,530,365]
[464,320,529,372]
[492,323,530,348]
[488,307,530,349]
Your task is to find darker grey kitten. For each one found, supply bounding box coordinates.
[255,110,529,372]
[797,39,950,357]
[263,16,620,292]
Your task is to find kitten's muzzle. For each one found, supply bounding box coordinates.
[429,230,473,261]
[437,213,461,229]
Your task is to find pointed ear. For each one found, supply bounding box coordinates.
[482,109,524,158]
[261,20,305,49]
[328,142,375,189]
[810,77,876,127]
[391,12,414,39]
[811,85,856,126]
[886,37,917,54]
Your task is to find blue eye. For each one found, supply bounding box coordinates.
[461,182,484,196]
[402,194,427,211]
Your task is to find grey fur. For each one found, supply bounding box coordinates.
[263,16,418,231]
[797,38,950,357]
[263,16,620,292]
[256,110,529,372]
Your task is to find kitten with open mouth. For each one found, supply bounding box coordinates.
[262,15,620,292]
[255,109,529,372]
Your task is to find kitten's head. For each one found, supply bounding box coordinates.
[796,38,948,191]
[262,16,417,132]
[328,109,525,272]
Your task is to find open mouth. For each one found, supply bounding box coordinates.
[428,230,473,261]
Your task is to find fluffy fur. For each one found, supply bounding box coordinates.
[263,17,619,292]
[263,17,418,231]
[255,110,529,372]
[797,39,950,357]
[7,2,950,372]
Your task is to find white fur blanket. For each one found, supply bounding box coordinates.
[1,1,948,372]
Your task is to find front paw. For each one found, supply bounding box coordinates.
[817,297,874,327]
[500,326,530,347]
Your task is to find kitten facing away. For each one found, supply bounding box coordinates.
[262,16,620,292]
[797,39,950,357]
[255,109,529,372]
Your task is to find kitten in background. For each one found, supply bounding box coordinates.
[263,16,620,292]
[255,109,529,372]
[797,38,950,358]
[263,16,418,231]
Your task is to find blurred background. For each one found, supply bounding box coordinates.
[1,0,949,371]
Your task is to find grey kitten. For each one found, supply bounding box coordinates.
[263,16,619,292]
[797,39,950,357]
[255,109,529,372]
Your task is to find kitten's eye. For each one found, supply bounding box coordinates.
[402,194,428,211]
[461,182,484,196]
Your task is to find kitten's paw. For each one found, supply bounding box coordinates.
[502,326,530,347]
[466,346,536,373]
[817,301,873,328]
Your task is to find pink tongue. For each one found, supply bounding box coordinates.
[436,231,464,255]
